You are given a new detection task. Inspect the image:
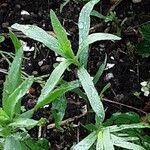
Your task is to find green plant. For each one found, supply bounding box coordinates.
[91,10,117,23]
[72,85,150,149]
[10,0,150,149]
[0,33,49,149]
[137,24,150,57]
[0,35,5,43]
[12,0,120,122]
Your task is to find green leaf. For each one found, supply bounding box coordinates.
[84,123,98,132]
[91,11,117,23]
[96,130,104,150]
[19,109,34,119]
[77,66,105,121]
[3,76,34,118]
[52,95,67,128]
[9,31,22,52]
[4,136,22,150]
[8,118,39,129]
[141,24,150,41]
[23,138,49,150]
[0,35,5,43]
[50,10,75,59]
[2,47,23,105]
[137,40,150,57]
[78,0,100,66]
[100,83,111,98]
[104,112,140,126]
[112,134,145,150]
[91,10,105,20]
[73,131,97,150]
[0,108,10,125]
[35,60,71,109]
[11,23,63,56]
[109,123,150,133]
[103,128,114,150]
[35,80,80,109]
[93,55,107,84]
[78,33,121,57]
[60,0,70,13]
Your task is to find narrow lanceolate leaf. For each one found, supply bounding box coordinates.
[9,31,22,52]
[50,10,75,59]
[3,76,34,118]
[103,128,114,150]
[93,55,107,84]
[52,95,67,128]
[8,118,38,129]
[96,130,104,150]
[0,108,10,124]
[78,33,121,56]
[35,60,71,109]
[109,123,150,133]
[35,80,80,109]
[78,0,100,66]
[77,66,105,121]
[112,134,145,150]
[4,136,22,150]
[11,23,63,56]
[2,47,23,104]
[73,131,97,150]
[0,35,5,43]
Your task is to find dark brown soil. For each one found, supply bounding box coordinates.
[0,0,150,149]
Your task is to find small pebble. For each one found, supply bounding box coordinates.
[104,73,114,81]
[56,57,66,62]
[105,63,115,70]
[21,10,30,15]
[32,71,38,75]
[38,60,44,66]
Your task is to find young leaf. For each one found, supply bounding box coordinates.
[141,24,150,41]
[2,47,23,104]
[109,123,150,133]
[52,95,67,128]
[77,66,105,121]
[100,83,111,98]
[4,136,22,150]
[103,128,114,150]
[8,118,39,129]
[112,134,145,150]
[0,108,10,125]
[19,109,34,119]
[3,76,34,118]
[35,80,80,109]
[9,31,22,52]
[93,55,107,84]
[78,33,121,57]
[73,131,97,150]
[78,0,100,66]
[23,138,49,150]
[50,10,75,59]
[11,24,63,56]
[0,35,5,43]
[35,59,71,109]
[96,130,104,150]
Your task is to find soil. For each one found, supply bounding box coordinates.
[0,0,150,149]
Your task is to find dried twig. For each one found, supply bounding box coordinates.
[103,98,147,114]
[47,111,87,129]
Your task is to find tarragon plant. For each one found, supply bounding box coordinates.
[0,33,50,149]
[11,0,150,149]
